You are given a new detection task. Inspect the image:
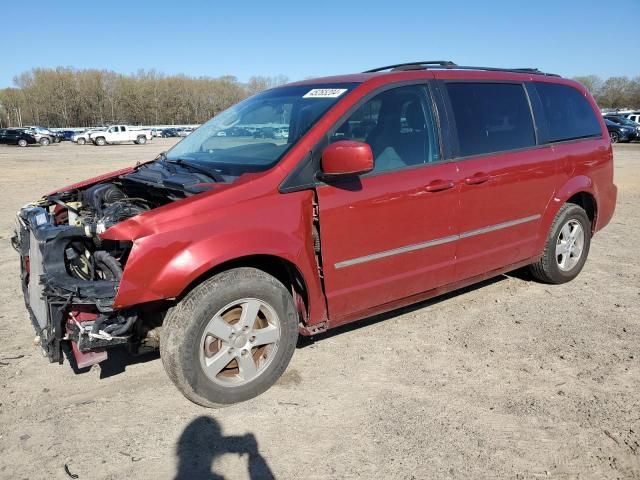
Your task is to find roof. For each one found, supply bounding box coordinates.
[284,61,562,88]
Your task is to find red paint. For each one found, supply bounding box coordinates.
[316,161,460,324]
[321,140,374,176]
[78,68,614,332]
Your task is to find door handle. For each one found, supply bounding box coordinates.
[464,173,491,185]
[425,180,455,192]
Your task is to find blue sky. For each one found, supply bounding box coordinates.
[1,0,637,87]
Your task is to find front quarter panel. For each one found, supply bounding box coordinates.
[107,188,327,325]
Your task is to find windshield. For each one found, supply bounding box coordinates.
[165,83,357,178]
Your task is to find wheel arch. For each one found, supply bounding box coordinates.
[535,176,597,254]
[566,191,597,230]
[178,254,311,324]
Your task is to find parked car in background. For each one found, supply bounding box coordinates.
[177,127,194,137]
[61,130,77,141]
[23,126,59,146]
[605,115,640,140]
[604,118,636,143]
[625,113,640,124]
[274,127,289,139]
[0,128,38,147]
[161,128,179,137]
[150,128,164,138]
[72,129,105,145]
[224,126,251,137]
[89,125,152,145]
[253,127,276,139]
[52,131,65,142]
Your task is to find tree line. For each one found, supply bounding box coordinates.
[0,67,288,128]
[572,75,640,110]
[1,67,638,128]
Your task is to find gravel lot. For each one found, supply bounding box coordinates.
[0,139,638,479]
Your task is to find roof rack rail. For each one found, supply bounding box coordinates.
[363,61,560,77]
[364,61,457,73]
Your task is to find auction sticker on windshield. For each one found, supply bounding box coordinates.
[303,88,348,98]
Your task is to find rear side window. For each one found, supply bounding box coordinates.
[535,83,601,143]
[446,83,536,157]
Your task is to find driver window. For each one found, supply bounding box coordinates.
[331,85,440,173]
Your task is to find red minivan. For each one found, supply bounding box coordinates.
[14,62,617,406]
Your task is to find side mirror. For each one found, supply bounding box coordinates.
[320,140,374,179]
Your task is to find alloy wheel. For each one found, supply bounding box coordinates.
[199,298,281,387]
[555,219,585,271]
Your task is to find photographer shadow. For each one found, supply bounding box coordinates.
[175,416,274,480]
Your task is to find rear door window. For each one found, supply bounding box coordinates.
[446,82,536,157]
[535,83,601,143]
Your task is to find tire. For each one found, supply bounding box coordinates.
[39,137,50,146]
[609,131,619,144]
[77,138,86,145]
[17,139,28,147]
[137,135,147,145]
[94,137,106,146]
[529,203,591,284]
[161,267,299,407]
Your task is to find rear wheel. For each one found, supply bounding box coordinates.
[17,139,28,147]
[77,137,86,145]
[530,203,591,284]
[161,267,299,407]
[610,131,619,143]
[137,135,147,145]
[39,137,50,146]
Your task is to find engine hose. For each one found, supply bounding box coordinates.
[109,314,137,336]
[91,315,108,335]
[93,251,123,281]
[91,314,136,336]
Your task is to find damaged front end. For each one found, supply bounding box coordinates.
[11,168,200,368]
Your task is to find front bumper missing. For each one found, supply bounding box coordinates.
[13,206,128,365]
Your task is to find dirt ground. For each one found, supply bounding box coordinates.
[0,139,638,480]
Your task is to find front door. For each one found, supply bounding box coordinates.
[316,84,461,325]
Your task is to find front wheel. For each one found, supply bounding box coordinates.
[161,267,299,407]
[610,131,619,144]
[530,203,591,284]
[94,137,106,146]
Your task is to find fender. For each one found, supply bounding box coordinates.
[534,175,595,254]
[104,189,328,326]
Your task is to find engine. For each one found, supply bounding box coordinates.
[13,160,213,367]
[12,180,163,365]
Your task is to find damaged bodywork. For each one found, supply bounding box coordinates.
[12,159,216,367]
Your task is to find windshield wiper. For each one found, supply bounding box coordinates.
[165,158,225,182]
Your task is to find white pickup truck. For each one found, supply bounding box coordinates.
[89,125,152,146]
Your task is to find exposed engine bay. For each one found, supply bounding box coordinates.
[12,161,215,367]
